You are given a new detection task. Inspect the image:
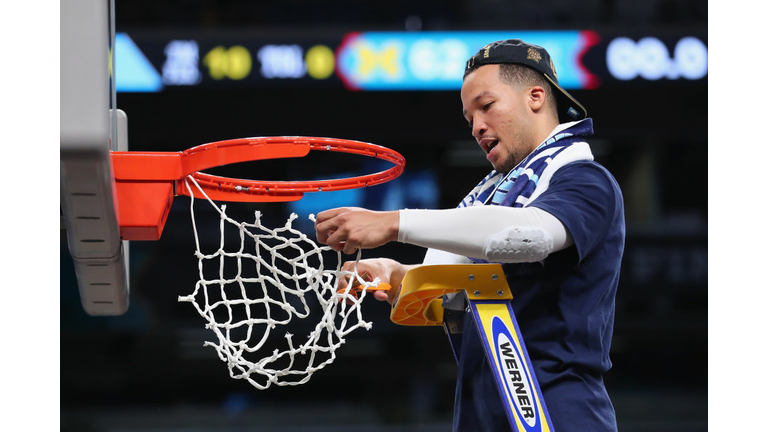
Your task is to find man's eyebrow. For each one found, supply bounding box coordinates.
[462,91,494,116]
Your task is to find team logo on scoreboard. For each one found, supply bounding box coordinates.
[491,316,542,431]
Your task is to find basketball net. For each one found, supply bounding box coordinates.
[178,176,381,389]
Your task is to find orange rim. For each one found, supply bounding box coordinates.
[187,137,405,200]
[112,137,405,240]
[113,136,406,202]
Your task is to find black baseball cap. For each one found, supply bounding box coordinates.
[464,39,587,123]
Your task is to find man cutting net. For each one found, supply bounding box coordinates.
[315,39,624,432]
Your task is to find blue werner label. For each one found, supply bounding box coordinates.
[491,315,542,431]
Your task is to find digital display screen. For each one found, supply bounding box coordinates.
[605,36,709,81]
[114,30,707,93]
[335,31,591,90]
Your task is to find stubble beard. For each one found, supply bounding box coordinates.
[494,154,517,174]
[494,129,536,175]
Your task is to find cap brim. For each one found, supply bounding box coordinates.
[543,74,587,123]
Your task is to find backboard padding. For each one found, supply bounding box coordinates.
[61,0,129,316]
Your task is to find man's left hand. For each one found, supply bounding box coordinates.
[314,207,399,254]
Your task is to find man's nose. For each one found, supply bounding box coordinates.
[472,120,487,140]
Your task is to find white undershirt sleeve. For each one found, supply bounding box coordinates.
[399,206,573,263]
[422,248,473,265]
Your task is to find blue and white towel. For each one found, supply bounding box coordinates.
[458,118,596,210]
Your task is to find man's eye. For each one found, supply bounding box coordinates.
[482,102,494,111]
[467,121,473,129]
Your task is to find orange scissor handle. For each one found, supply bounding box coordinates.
[336,272,392,298]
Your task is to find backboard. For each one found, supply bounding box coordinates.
[61,0,129,316]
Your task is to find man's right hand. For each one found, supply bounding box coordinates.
[338,258,418,305]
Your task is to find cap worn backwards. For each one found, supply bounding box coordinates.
[465,39,587,123]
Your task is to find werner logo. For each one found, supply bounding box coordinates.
[491,316,540,431]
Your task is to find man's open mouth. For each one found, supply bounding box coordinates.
[487,140,499,153]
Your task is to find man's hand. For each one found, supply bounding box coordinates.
[337,258,418,304]
[315,207,399,254]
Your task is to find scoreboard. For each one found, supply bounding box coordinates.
[114,30,707,92]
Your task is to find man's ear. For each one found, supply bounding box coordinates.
[528,86,546,112]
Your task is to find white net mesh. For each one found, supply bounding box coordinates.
[178,177,382,389]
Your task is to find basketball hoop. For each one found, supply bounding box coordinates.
[111,136,405,241]
[110,136,403,390]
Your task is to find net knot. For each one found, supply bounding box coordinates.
[285,212,299,228]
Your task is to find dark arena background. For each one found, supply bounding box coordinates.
[61,1,707,431]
